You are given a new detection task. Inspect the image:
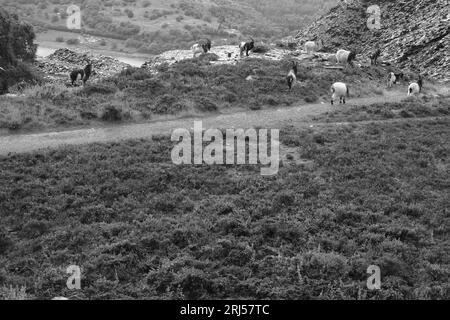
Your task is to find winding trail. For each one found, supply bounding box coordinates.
[0,89,447,156]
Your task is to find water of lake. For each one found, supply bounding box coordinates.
[36,46,147,68]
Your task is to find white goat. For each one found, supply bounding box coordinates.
[331,82,349,105]
[336,49,356,66]
[408,75,423,96]
[191,44,204,58]
[387,72,404,88]
[305,40,323,54]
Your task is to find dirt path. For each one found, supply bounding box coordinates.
[0,89,444,156]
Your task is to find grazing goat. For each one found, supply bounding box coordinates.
[239,38,255,57]
[191,38,212,58]
[387,72,404,88]
[331,82,349,105]
[336,49,357,66]
[70,69,85,86]
[70,62,92,86]
[286,61,298,91]
[191,43,204,58]
[83,62,92,85]
[199,38,212,53]
[370,48,381,65]
[305,39,323,54]
[408,75,423,96]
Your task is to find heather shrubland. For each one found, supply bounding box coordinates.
[0,101,448,299]
[0,58,387,132]
[313,95,450,122]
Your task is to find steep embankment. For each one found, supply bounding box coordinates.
[296,0,450,80]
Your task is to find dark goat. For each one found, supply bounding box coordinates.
[83,63,92,85]
[286,61,298,91]
[417,74,423,90]
[70,62,92,86]
[199,38,212,53]
[347,51,357,66]
[70,69,84,86]
[370,48,381,65]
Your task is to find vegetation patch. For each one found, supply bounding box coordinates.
[0,59,387,132]
[0,111,448,299]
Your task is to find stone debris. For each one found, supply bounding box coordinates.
[141,45,295,71]
[294,0,450,80]
[35,48,131,81]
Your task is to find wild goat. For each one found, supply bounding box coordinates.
[336,49,357,66]
[304,39,323,54]
[199,38,212,53]
[370,48,381,65]
[387,72,404,88]
[286,61,298,91]
[70,62,92,86]
[70,69,84,86]
[331,82,349,105]
[239,38,255,57]
[191,44,204,58]
[408,75,423,96]
[83,63,92,85]
[192,38,212,57]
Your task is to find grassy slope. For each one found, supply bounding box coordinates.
[0,98,448,300]
[0,58,388,132]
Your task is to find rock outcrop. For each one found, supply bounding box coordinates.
[35,48,131,80]
[295,0,450,80]
[141,45,294,71]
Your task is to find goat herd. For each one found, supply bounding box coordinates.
[189,38,424,105]
[68,38,424,106]
[287,42,424,105]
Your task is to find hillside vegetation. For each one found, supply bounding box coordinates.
[0,98,448,299]
[0,57,388,132]
[2,0,338,54]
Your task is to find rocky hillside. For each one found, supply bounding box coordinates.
[295,0,450,80]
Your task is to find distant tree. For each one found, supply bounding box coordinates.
[0,9,37,66]
[0,8,38,93]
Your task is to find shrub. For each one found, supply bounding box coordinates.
[302,252,349,280]
[80,83,117,96]
[0,286,29,300]
[0,230,13,255]
[195,97,218,112]
[100,104,124,121]
[66,38,80,45]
